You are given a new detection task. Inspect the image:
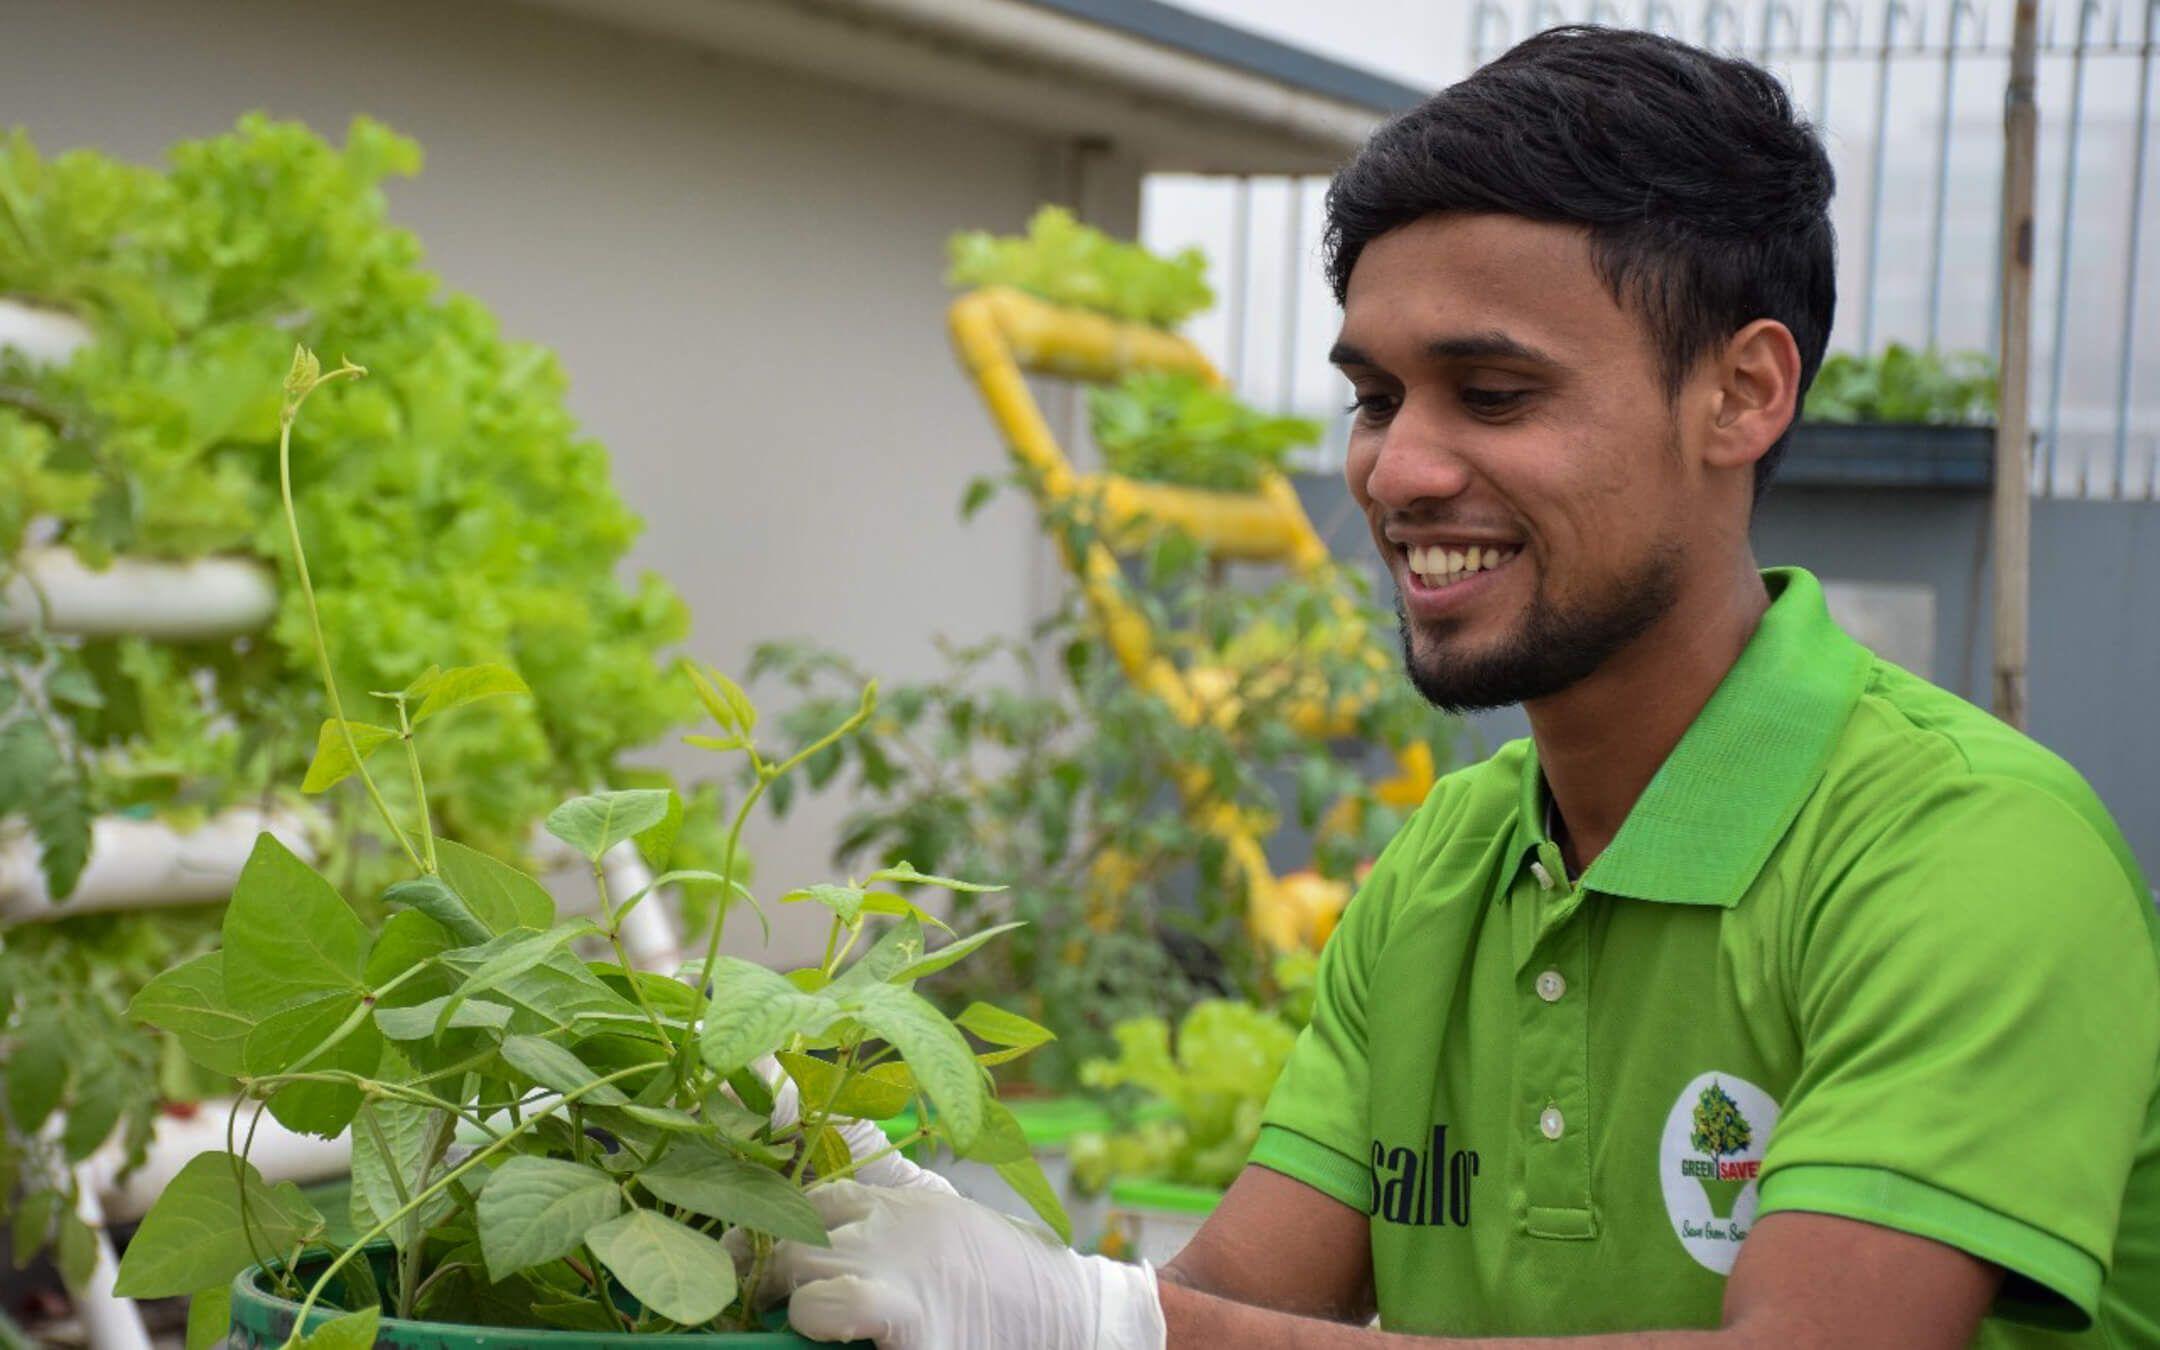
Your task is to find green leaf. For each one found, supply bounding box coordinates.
[782,883,866,923]
[411,662,528,725]
[696,959,838,1077]
[435,838,556,933]
[868,861,1007,893]
[351,1085,450,1251]
[374,996,513,1040]
[221,834,370,1015]
[806,1124,850,1180]
[11,1190,56,1267]
[955,1002,1055,1050]
[113,1152,324,1298]
[5,1013,68,1132]
[637,1141,829,1245]
[892,921,1027,982]
[959,474,999,521]
[476,1156,622,1281]
[56,1210,97,1288]
[381,875,491,944]
[61,1066,126,1161]
[129,952,257,1076]
[955,1099,1030,1164]
[585,1209,738,1326]
[363,909,456,988]
[293,1306,379,1349]
[533,1299,624,1332]
[545,790,674,863]
[435,924,596,1033]
[839,982,985,1151]
[612,1103,702,1133]
[300,719,397,794]
[243,994,383,1136]
[185,1285,231,1350]
[996,1153,1074,1244]
[856,890,954,934]
[498,1035,629,1106]
[831,915,925,990]
[776,1052,915,1121]
[635,788,685,873]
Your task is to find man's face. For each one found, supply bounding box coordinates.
[1334,214,1706,713]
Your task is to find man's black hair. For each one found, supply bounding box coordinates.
[1323,26,1837,502]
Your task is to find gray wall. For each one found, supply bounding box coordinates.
[4,0,1139,965]
[1294,477,2159,879]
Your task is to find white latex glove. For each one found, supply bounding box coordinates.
[767,1180,1166,1350]
[752,1054,956,1196]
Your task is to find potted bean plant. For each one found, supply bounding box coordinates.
[113,351,1069,1347]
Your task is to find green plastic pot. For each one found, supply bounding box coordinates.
[228,1244,868,1348]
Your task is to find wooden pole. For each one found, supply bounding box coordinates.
[1992,0,2040,729]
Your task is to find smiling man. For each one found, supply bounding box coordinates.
[764,26,2160,1349]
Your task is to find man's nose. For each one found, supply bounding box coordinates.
[1357,399,1474,511]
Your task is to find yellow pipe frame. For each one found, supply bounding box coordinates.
[948,287,1422,950]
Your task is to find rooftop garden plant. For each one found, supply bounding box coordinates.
[946,206,1212,330]
[1803,344,1998,425]
[1087,371,1323,493]
[0,115,716,1286]
[110,350,1065,1347]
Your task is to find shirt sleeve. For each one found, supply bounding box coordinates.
[1249,813,1421,1212]
[1758,775,2160,1331]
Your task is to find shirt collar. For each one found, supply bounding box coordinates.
[1511,567,1873,907]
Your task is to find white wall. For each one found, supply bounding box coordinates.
[5,0,1140,964]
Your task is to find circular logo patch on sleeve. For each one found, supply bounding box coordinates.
[1658,1072,1780,1274]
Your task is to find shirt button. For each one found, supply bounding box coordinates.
[1539,1107,1565,1140]
[1536,970,1567,1002]
[1529,861,1555,891]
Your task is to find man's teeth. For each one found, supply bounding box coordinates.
[1406,544,1519,588]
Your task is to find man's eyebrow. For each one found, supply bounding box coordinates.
[1327,332,1563,369]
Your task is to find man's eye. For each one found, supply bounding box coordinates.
[1462,388,1527,412]
[1343,394,1398,421]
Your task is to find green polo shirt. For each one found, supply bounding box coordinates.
[1253,568,2160,1344]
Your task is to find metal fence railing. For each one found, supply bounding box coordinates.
[1145,0,2158,500]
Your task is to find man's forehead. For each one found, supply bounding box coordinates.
[1336,215,1634,363]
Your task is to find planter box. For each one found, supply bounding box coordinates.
[230,1245,867,1348]
[1098,1179,1222,1266]
[0,547,278,640]
[1779,422,1996,490]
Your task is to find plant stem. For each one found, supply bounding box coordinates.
[277,366,425,874]
[594,862,672,1046]
[358,1106,423,1321]
[394,696,438,874]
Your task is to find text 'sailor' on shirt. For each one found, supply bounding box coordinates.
[1254,567,2160,1346]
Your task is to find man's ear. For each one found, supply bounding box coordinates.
[1702,319,1803,473]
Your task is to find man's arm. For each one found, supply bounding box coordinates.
[1157,1210,2001,1349]
[1161,1165,1376,1323]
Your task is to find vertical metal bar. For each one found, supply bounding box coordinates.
[1928,2,1980,350]
[2042,0,2102,493]
[1278,178,1305,415]
[1758,0,1798,60]
[1815,0,1852,124]
[2112,0,2158,497]
[1472,0,1511,64]
[1702,0,1741,49]
[1995,0,2040,729]
[1860,0,1913,355]
[1227,175,1251,388]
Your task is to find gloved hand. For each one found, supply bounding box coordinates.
[766,1180,1166,1350]
[751,1055,956,1195]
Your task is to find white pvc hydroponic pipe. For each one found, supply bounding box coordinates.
[1,547,278,640]
[0,298,91,367]
[0,806,314,921]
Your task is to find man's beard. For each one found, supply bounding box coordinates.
[1396,543,1684,714]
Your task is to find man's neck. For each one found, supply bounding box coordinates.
[1527,559,1771,876]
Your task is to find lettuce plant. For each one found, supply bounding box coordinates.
[110,352,1066,1346]
[1804,344,1998,425]
[946,207,1212,330]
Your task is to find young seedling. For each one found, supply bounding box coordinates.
[117,348,1065,1347]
